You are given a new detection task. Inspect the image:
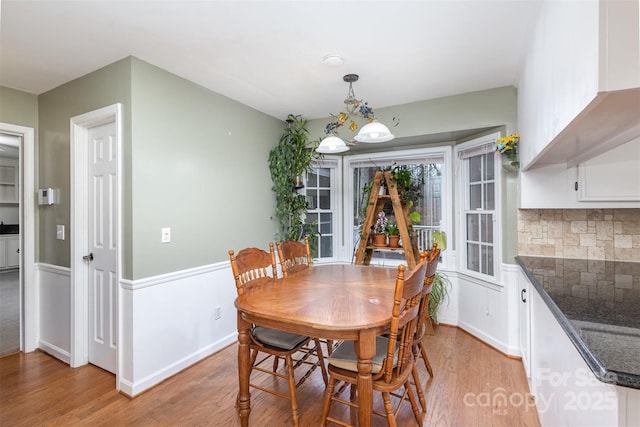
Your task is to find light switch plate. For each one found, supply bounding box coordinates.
[56,225,65,240]
[161,227,171,243]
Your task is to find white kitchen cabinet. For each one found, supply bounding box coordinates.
[577,136,640,202]
[520,137,640,208]
[529,288,620,426]
[518,0,640,170]
[517,267,531,380]
[6,236,19,267]
[518,266,640,426]
[0,158,19,204]
[0,235,20,269]
[0,238,5,269]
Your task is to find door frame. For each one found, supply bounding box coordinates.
[0,122,36,352]
[70,104,122,386]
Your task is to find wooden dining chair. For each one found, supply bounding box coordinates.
[276,236,312,277]
[229,244,328,427]
[411,244,441,412]
[276,237,335,356]
[320,260,428,427]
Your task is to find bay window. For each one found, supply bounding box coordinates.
[347,149,449,266]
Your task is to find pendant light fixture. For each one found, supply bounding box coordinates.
[316,74,395,154]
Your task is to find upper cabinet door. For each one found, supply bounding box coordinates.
[0,158,19,204]
[577,137,640,202]
[518,0,640,170]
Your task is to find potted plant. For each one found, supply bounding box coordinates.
[426,232,450,325]
[372,211,388,246]
[268,114,321,244]
[429,271,451,324]
[495,133,520,171]
[390,164,423,224]
[386,223,400,247]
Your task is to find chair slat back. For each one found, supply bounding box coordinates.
[229,244,278,295]
[378,260,427,383]
[276,236,312,277]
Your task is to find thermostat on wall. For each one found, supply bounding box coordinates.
[38,188,56,205]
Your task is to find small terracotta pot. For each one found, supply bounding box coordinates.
[373,233,387,247]
[388,235,400,248]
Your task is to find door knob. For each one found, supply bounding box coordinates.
[82,253,94,262]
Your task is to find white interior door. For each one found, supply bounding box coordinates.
[86,121,117,373]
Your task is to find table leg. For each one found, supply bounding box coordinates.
[237,313,251,427]
[355,329,376,427]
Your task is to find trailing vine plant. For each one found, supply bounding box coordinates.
[268,114,321,244]
[391,163,423,224]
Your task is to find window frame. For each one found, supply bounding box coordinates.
[307,157,342,264]
[455,132,502,284]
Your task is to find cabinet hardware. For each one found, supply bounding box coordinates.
[521,288,527,303]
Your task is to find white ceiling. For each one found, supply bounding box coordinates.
[0,0,541,121]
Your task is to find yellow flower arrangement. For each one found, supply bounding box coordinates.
[495,133,519,154]
[495,133,520,169]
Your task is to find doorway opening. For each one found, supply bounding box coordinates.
[0,133,21,355]
[0,123,36,355]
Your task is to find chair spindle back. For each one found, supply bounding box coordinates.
[229,243,278,295]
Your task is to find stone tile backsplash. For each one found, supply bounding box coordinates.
[518,209,640,262]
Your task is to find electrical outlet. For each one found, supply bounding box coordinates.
[214,306,222,320]
[161,227,171,243]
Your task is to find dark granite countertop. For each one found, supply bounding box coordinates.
[516,256,640,390]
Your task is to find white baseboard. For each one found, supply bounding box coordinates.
[458,320,520,357]
[38,340,71,364]
[119,332,238,397]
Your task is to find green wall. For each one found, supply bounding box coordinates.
[128,58,282,279]
[35,57,282,279]
[38,57,133,269]
[0,86,38,128]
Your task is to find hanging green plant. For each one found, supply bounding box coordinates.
[391,164,423,210]
[390,164,423,225]
[268,114,321,243]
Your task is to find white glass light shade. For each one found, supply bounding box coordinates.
[354,121,394,143]
[316,135,349,153]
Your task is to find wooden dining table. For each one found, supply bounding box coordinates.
[234,263,399,427]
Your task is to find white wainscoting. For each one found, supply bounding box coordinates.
[118,261,238,396]
[37,261,239,396]
[37,263,72,363]
[456,263,521,357]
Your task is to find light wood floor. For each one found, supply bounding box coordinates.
[0,325,541,426]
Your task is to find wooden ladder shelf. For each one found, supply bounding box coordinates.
[354,170,419,269]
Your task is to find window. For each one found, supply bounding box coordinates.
[348,149,448,266]
[458,135,498,278]
[306,160,339,260]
